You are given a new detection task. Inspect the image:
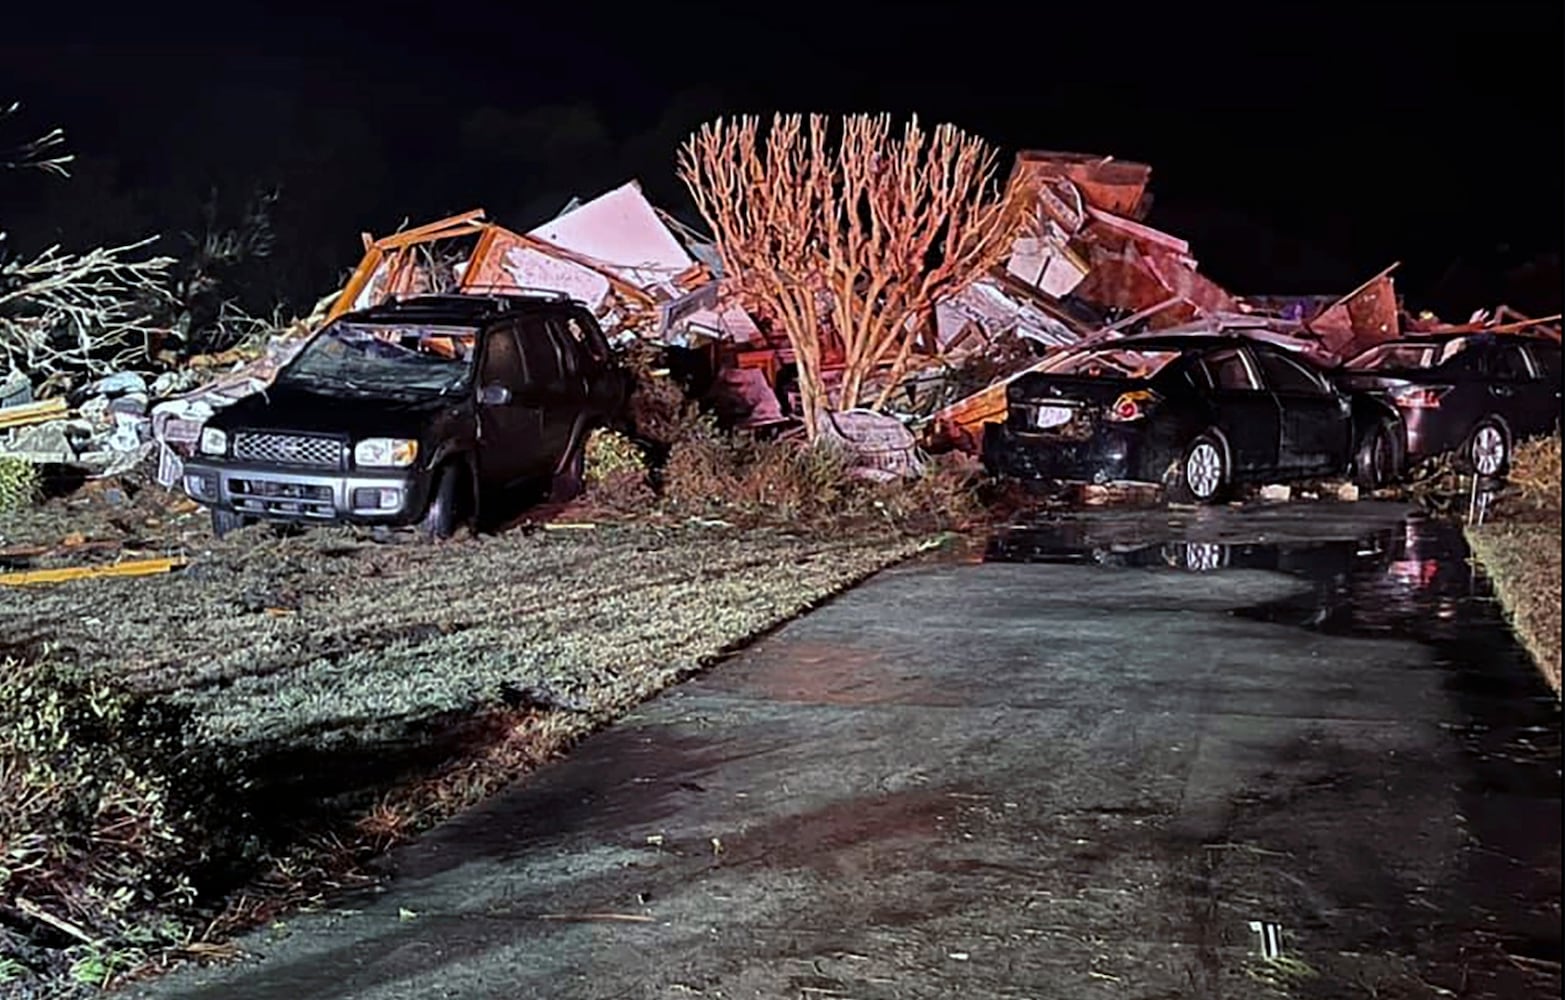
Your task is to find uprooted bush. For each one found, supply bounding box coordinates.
[0,653,205,991]
[662,425,988,534]
[585,342,998,534]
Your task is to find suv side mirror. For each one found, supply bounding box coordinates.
[479,383,512,406]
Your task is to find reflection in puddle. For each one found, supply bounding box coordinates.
[983,514,1491,642]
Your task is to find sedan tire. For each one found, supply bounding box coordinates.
[1464,419,1510,478]
[1354,418,1401,491]
[1169,432,1228,505]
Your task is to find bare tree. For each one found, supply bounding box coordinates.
[0,101,73,176]
[0,240,174,380]
[678,113,1031,439]
[2,103,174,385]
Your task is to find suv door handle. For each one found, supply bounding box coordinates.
[1490,385,1515,397]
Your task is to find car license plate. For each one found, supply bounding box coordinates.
[1031,405,1076,429]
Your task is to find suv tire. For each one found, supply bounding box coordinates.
[418,464,462,541]
[211,508,250,539]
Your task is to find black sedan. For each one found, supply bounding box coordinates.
[1335,333,1561,477]
[982,333,1404,503]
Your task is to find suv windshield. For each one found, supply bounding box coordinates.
[280,321,478,395]
[1041,346,1181,379]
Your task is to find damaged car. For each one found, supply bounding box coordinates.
[1336,332,1561,477]
[181,293,629,538]
[982,333,1404,503]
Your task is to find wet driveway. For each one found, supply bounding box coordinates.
[134,501,1561,1000]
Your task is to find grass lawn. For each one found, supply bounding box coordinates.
[1465,433,1561,696]
[0,513,927,994]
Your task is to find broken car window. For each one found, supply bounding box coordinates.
[1040,347,1181,380]
[281,322,477,395]
[480,324,526,390]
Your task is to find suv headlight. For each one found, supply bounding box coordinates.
[354,437,418,468]
[198,426,229,456]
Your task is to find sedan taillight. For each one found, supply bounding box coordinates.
[1390,384,1452,408]
[1106,390,1158,422]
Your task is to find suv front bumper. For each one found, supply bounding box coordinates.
[181,459,423,525]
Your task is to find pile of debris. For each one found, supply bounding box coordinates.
[6,150,1559,503]
[0,305,323,499]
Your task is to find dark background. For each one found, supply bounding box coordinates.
[1,0,1559,320]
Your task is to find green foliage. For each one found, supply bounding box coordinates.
[585,428,649,482]
[0,457,40,513]
[0,655,198,984]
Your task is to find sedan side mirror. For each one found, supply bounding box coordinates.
[479,383,512,406]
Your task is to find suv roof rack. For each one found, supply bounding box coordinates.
[456,284,574,302]
[368,289,573,311]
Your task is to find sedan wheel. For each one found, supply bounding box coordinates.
[1184,439,1225,501]
[1469,421,1508,477]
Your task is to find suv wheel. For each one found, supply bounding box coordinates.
[211,508,251,539]
[418,464,463,540]
[548,438,587,504]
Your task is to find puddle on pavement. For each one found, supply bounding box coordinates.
[986,510,1561,987]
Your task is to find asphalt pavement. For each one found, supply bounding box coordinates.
[132,501,1562,1000]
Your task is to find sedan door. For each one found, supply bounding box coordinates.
[1194,345,1280,478]
[1488,340,1561,440]
[1250,344,1353,474]
[1520,343,1563,437]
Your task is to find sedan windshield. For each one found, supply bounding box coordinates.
[1040,346,1182,380]
[279,321,478,394]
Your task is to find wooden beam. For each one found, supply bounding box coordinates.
[0,556,189,587]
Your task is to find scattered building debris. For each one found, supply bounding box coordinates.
[1,143,1554,507]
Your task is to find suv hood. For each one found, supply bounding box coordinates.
[206,383,458,440]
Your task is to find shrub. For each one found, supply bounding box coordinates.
[0,654,200,987]
[1505,431,1561,520]
[662,430,990,534]
[622,344,706,448]
[582,428,654,510]
[0,457,40,513]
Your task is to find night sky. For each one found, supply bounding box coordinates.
[2,0,1559,319]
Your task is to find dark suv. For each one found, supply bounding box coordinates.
[181,293,630,538]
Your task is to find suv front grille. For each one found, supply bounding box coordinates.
[232,432,345,468]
